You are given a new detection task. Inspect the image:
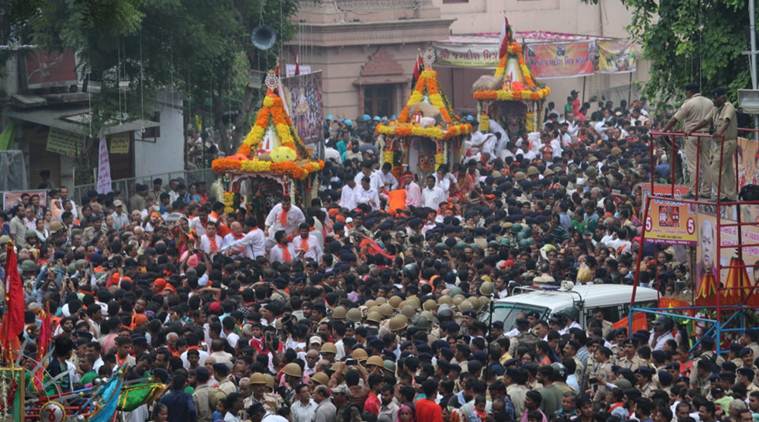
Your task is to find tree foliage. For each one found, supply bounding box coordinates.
[8,0,298,145]
[585,0,752,104]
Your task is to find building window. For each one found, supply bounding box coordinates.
[363,84,395,117]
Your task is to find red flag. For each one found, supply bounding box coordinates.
[1,244,24,361]
[498,17,512,59]
[410,51,423,89]
[37,310,52,359]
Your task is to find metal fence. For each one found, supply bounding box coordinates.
[73,168,216,205]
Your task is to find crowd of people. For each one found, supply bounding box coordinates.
[0,85,757,422]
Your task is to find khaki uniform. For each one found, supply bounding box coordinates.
[508,331,539,356]
[689,374,711,396]
[640,382,657,398]
[507,384,529,417]
[673,94,715,196]
[706,101,738,199]
[588,361,614,384]
[614,355,646,371]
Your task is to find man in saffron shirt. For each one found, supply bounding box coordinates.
[364,373,383,415]
[416,379,443,422]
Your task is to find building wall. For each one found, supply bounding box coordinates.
[290,0,646,118]
[134,90,185,178]
[298,44,430,118]
[430,0,650,109]
[432,0,632,38]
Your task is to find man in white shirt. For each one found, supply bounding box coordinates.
[339,178,358,210]
[354,161,383,193]
[199,222,224,256]
[434,165,456,200]
[189,208,211,237]
[264,196,306,240]
[422,175,446,210]
[110,200,130,231]
[222,221,249,258]
[222,218,266,259]
[290,384,318,422]
[269,230,295,264]
[291,223,322,263]
[354,176,380,210]
[379,162,399,191]
[405,173,422,208]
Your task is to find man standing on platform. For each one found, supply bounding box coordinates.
[663,83,714,199]
[688,87,738,201]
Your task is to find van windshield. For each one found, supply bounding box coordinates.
[481,303,551,331]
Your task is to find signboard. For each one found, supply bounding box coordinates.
[24,49,77,89]
[637,183,690,216]
[46,128,81,157]
[433,43,500,68]
[281,71,324,145]
[2,190,47,211]
[643,198,696,244]
[525,41,595,79]
[695,208,759,307]
[285,64,312,77]
[597,40,639,74]
[109,133,130,154]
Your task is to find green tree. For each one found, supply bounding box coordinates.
[585,0,752,104]
[8,0,297,149]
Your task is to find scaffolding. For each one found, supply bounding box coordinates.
[630,128,759,355]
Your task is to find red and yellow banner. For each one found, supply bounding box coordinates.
[525,42,594,79]
[644,198,697,245]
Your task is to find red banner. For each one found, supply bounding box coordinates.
[525,42,595,79]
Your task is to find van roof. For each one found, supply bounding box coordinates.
[494,284,659,311]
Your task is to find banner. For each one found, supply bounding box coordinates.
[637,183,690,217]
[109,133,130,154]
[2,190,47,211]
[46,128,81,157]
[597,40,638,74]
[738,137,759,224]
[525,42,595,79]
[96,136,112,194]
[695,208,759,307]
[433,43,500,68]
[281,71,324,145]
[643,197,697,245]
[24,49,77,89]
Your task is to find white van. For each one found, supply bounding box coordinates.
[482,284,659,330]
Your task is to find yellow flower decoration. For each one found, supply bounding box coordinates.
[407,91,424,106]
[241,159,272,172]
[275,123,294,146]
[263,96,274,107]
[270,146,297,163]
[479,115,490,132]
[428,93,444,108]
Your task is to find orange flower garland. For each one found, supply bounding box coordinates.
[380,67,469,140]
[475,41,550,102]
[211,87,324,179]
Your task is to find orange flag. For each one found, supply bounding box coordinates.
[612,312,648,334]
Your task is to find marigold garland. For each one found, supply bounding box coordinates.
[212,87,324,179]
[375,123,471,140]
[382,66,468,141]
[223,191,235,214]
[479,40,548,101]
